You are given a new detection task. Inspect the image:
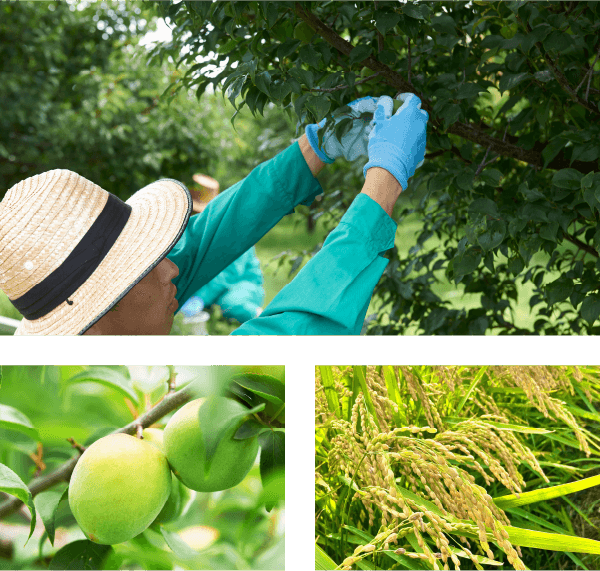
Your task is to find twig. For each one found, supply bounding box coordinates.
[407,37,412,86]
[66,438,86,454]
[564,234,599,258]
[167,365,177,393]
[29,443,46,478]
[307,72,382,93]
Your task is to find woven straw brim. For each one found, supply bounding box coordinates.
[14,179,191,335]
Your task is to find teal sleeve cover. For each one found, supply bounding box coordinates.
[168,140,398,335]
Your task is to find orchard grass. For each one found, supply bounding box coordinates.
[315,366,600,570]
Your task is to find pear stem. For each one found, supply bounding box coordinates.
[136,423,143,439]
[167,366,177,393]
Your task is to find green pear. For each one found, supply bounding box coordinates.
[164,397,259,492]
[68,433,171,545]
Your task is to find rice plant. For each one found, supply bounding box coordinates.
[315,366,600,571]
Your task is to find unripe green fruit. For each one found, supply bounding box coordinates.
[164,397,259,493]
[142,427,165,450]
[68,433,171,545]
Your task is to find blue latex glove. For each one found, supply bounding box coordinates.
[179,296,205,317]
[363,93,428,192]
[305,96,379,164]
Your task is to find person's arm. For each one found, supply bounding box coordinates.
[298,133,326,178]
[360,167,403,216]
[294,148,402,214]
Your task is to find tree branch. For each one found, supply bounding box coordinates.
[514,13,599,114]
[564,233,599,258]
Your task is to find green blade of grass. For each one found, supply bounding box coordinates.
[442,417,552,434]
[503,525,600,554]
[319,366,341,419]
[353,366,380,430]
[316,544,338,570]
[382,366,403,426]
[455,366,489,415]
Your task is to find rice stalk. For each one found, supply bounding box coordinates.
[315,366,600,571]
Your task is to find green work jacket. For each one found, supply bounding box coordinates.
[167,141,397,335]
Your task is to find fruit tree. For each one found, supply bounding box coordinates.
[150,1,600,335]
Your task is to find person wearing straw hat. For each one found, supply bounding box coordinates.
[0,93,428,335]
[181,173,264,324]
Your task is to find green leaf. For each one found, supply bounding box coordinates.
[159,526,197,560]
[477,221,505,252]
[0,404,38,440]
[62,366,138,405]
[454,249,482,279]
[519,235,543,265]
[234,418,267,440]
[543,137,567,168]
[402,3,430,20]
[581,294,600,325]
[552,168,583,190]
[382,367,403,425]
[498,72,530,94]
[455,171,475,191]
[374,11,401,35]
[0,462,36,543]
[494,473,600,509]
[479,168,503,187]
[503,525,600,554]
[348,44,373,67]
[354,366,380,430]
[34,485,68,546]
[539,221,559,242]
[277,39,301,61]
[455,367,488,414]
[584,187,600,213]
[258,430,285,510]
[318,366,341,418]
[520,182,545,201]
[268,79,291,103]
[572,143,600,164]
[508,256,524,275]
[545,277,573,305]
[265,2,280,29]
[440,103,461,129]
[168,1,182,18]
[469,197,499,217]
[316,545,338,570]
[456,83,487,99]
[594,228,600,251]
[432,14,457,35]
[230,373,284,405]
[216,38,238,54]
[254,70,272,96]
[500,22,518,39]
[289,67,314,89]
[305,95,331,123]
[543,30,572,53]
[298,44,322,68]
[49,540,112,570]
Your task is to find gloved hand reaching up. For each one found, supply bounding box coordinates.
[363,93,428,192]
[305,96,379,163]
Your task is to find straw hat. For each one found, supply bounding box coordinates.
[0,169,192,335]
[190,173,220,213]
